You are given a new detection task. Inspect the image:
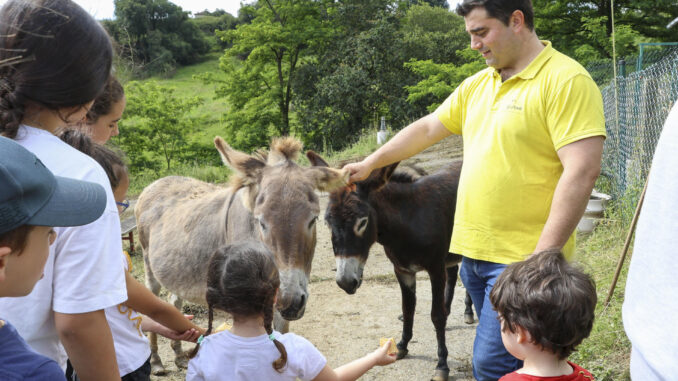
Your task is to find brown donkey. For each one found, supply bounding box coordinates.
[135,137,348,374]
[308,152,473,381]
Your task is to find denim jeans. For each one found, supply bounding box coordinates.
[460,257,522,381]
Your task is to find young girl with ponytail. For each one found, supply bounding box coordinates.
[187,241,396,381]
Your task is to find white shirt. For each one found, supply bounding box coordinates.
[0,126,127,369]
[622,101,678,379]
[187,330,326,381]
[104,253,150,376]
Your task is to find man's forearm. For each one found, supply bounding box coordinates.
[55,310,120,381]
[534,170,597,252]
[364,113,451,171]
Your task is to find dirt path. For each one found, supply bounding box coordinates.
[147,136,475,380]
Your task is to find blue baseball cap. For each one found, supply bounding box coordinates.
[0,136,106,234]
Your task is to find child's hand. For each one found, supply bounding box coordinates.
[371,339,397,366]
[172,328,202,342]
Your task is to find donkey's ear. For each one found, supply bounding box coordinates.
[214,136,266,182]
[306,150,330,167]
[305,167,350,192]
[367,162,400,190]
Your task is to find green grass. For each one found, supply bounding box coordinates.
[570,203,633,380]
[147,52,232,149]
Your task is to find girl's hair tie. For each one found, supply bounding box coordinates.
[197,335,204,344]
[268,333,275,341]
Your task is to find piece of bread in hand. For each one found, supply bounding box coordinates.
[380,337,397,355]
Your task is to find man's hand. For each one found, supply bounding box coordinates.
[343,160,374,184]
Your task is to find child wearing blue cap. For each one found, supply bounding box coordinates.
[0,136,107,380]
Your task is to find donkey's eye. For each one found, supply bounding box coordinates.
[308,216,318,229]
[256,216,267,232]
[353,216,369,237]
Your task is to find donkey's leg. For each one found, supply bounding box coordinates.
[429,267,450,381]
[143,255,167,376]
[169,294,189,369]
[464,290,475,324]
[394,270,416,360]
[444,264,459,318]
[273,310,289,333]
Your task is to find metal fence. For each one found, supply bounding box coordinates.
[595,46,678,199]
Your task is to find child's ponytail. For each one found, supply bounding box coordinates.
[263,295,288,372]
[188,306,214,359]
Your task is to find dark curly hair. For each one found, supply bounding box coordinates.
[490,249,597,359]
[85,76,124,124]
[0,0,112,139]
[189,241,288,372]
[456,0,535,31]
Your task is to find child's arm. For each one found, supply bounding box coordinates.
[123,272,205,338]
[312,339,396,381]
[55,310,120,381]
[141,315,201,342]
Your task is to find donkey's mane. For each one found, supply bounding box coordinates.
[389,165,427,184]
[269,136,303,164]
[227,137,304,191]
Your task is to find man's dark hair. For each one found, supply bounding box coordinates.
[456,0,535,31]
[489,249,597,359]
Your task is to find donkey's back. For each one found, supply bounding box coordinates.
[136,175,237,304]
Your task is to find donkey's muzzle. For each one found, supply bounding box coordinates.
[335,256,364,294]
[280,293,307,320]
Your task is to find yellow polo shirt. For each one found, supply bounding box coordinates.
[435,41,606,264]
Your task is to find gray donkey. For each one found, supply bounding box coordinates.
[135,136,348,374]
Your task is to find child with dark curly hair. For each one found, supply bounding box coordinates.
[490,250,597,380]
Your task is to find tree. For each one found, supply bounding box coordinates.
[294,2,474,150]
[405,48,484,112]
[108,0,211,75]
[203,0,334,151]
[117,81,203,171]
[533,0,678,65]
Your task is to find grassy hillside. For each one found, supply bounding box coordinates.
[149,52,231,149]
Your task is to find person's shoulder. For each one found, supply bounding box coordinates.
[0,322,64,380]
[568,361,594,380]
[462,67,495,87]
[544,47,593,82]
[498,371,526,380]
[17,126,109,185]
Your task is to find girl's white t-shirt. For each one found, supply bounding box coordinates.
[186,330,326,381]
[104,253,151,376]
[0,126,127,369]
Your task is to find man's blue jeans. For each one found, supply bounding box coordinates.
[460,257,522,381]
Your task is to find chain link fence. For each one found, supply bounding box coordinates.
[593,46,678,199]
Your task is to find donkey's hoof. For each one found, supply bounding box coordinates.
[464,313,475,324]
[151,362,167,376]
[431,368,449,381]
[396,347,409,360]
[174,353,189,369]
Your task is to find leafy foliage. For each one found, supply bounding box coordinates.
[534,0,678,66]
[200,0,334,151]
[106,0,211,75]
[116,81,204,171]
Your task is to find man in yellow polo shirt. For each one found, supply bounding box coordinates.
[344,0,606,380]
